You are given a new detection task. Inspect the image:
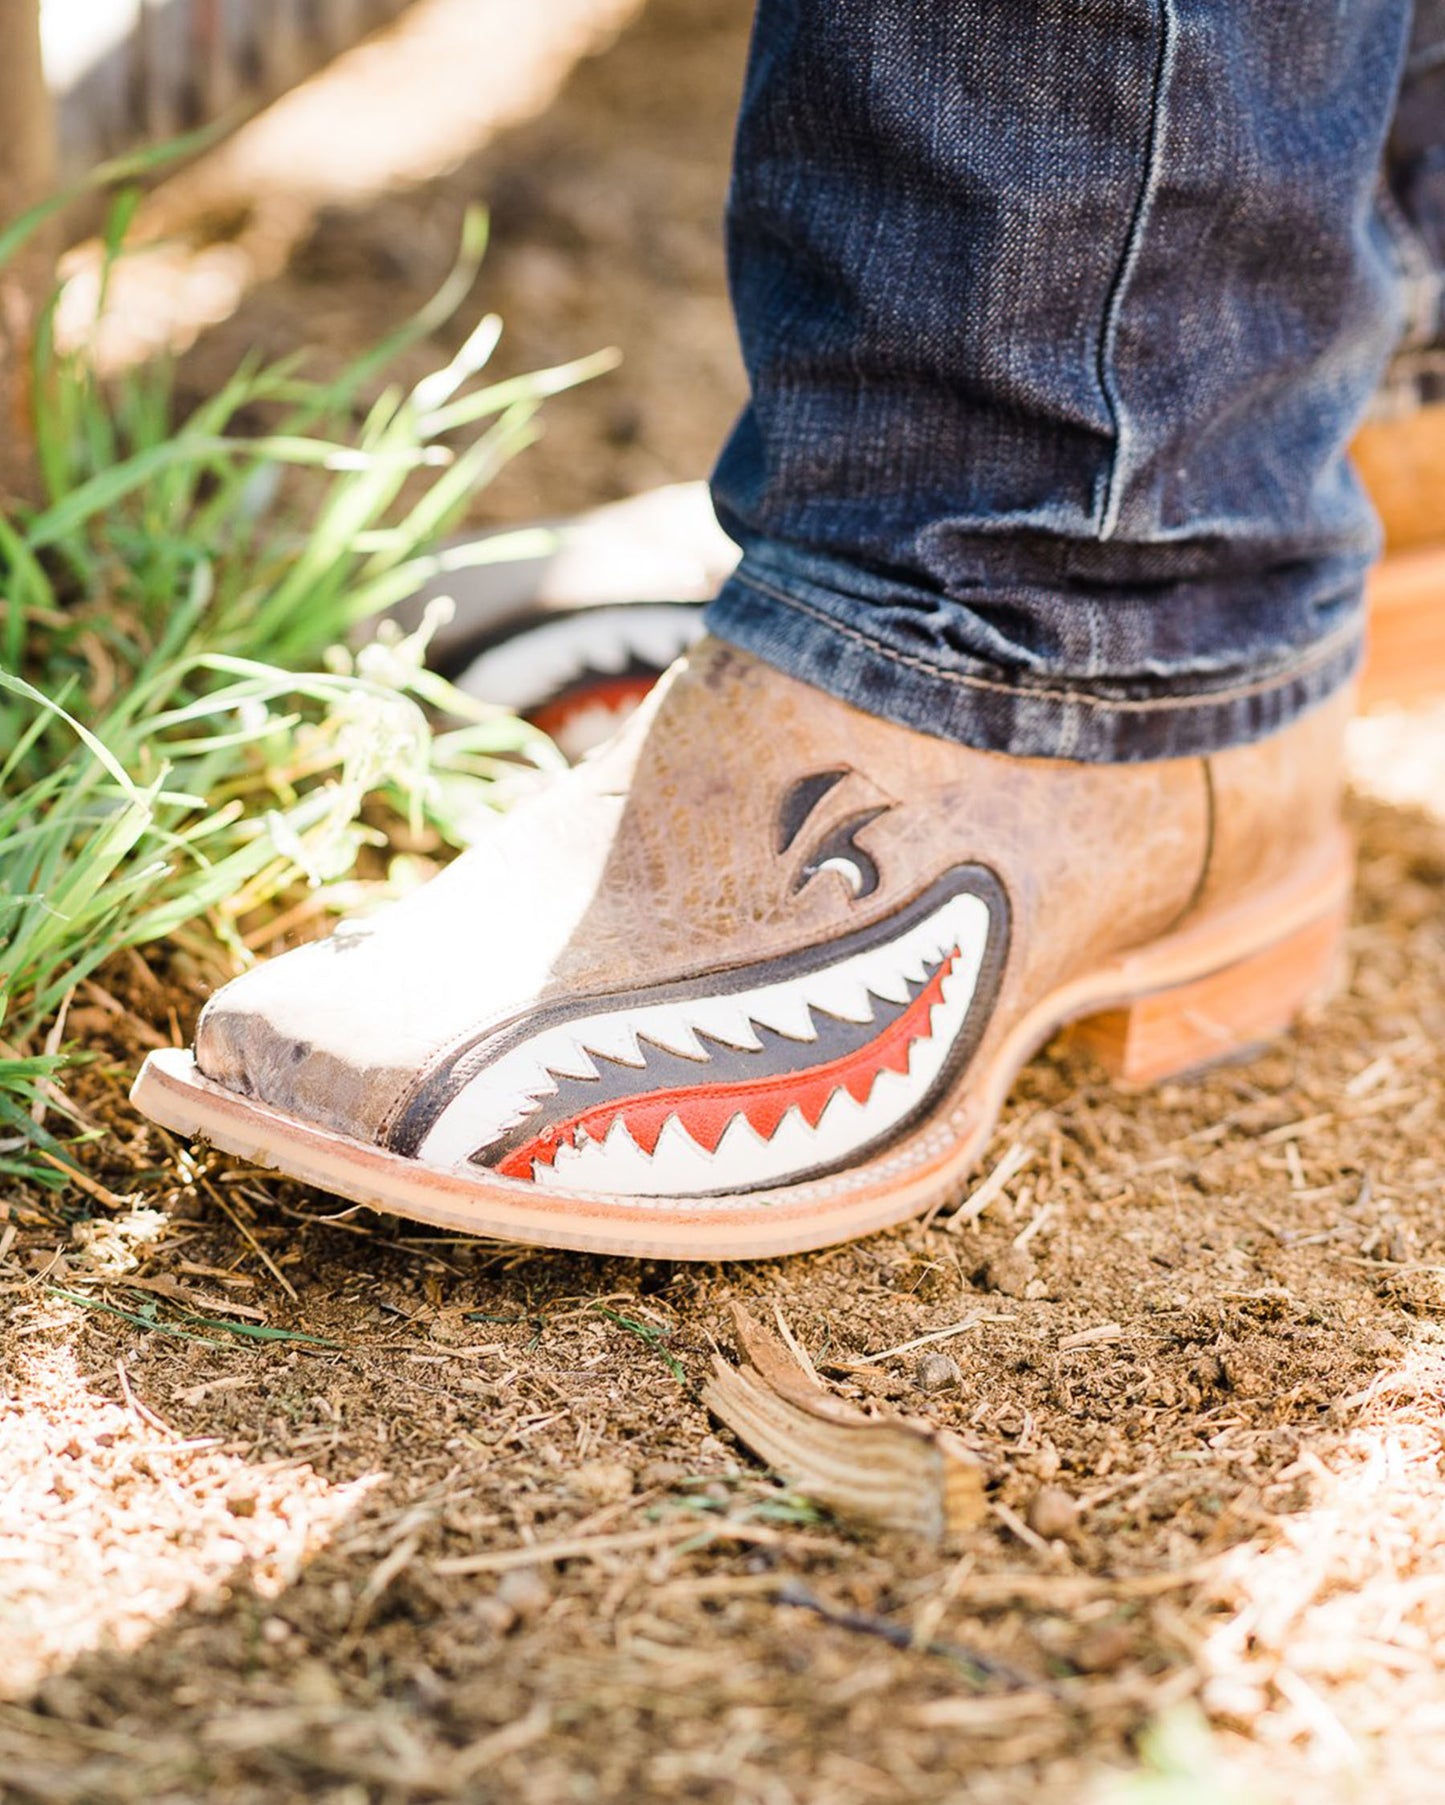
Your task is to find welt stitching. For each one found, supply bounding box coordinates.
[730,570,1361,715]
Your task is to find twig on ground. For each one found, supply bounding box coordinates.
[940,1143,1033,1233]
[851,1314,1013,1367]
[1057,1323,1125,1352]
[432,1517,846,1577]
[201,1177,299,1299]
[776,1579,1037,1690]
[115,1356,176,1436]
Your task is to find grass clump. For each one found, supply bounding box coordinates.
[0,199,607,1186]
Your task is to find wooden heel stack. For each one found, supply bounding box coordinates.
[1065,905,1349,1089]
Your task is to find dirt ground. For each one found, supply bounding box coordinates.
[8,2,1445,1801]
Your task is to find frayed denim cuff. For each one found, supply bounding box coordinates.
[706,558,1365,765]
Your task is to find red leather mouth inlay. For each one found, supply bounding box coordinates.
[527,675,657,741]
[496,944,961,1180]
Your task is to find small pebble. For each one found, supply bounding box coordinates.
[1031,1441,1062,1483]
[570,1460,635,1505]
[978,1247,1036,1299]
[1386,1220,1416,1264]
[914,1352,962,1393]
[1072,1621,1134,1673]
[638,1458,688,1491]
[496,1565,549,1622]
[291,1660,343,1707]
[471,1596,517,1637]
[1026,1484,1078,1541]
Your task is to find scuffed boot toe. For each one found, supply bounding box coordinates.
[193,938,416,1147]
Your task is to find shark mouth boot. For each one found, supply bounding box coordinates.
[132,640,1352,1260]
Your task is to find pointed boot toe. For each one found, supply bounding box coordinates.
[191,931,421,1148]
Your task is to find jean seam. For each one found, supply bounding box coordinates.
[728,569,1359,716]
[1093,0,1176,541]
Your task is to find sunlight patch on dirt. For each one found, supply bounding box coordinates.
[1199,1329,1445,1788]
[57,0,644,369]
[0,1312,377,1700]
[1347,703,1445,823]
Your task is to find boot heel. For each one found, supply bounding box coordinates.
[1066,906,1348,1089]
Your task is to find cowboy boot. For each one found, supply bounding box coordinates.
[132,639,1351,1260]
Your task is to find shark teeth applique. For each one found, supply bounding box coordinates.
[409,869,1007,1199]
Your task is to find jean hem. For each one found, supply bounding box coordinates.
[705,570,1364,763]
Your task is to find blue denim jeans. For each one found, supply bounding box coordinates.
[707,0,1445,761]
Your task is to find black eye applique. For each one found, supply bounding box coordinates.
[775,769,848,854]
[777,770,891,901]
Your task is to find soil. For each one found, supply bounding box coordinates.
[8,2,1445,1801]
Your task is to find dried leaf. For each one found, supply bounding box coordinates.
[704,1304,985,1544]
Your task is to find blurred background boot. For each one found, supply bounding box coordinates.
[1359,404,1445,708]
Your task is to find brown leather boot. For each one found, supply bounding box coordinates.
[132,640,1351,1259]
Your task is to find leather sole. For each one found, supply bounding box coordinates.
[131,831,1352,1261]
